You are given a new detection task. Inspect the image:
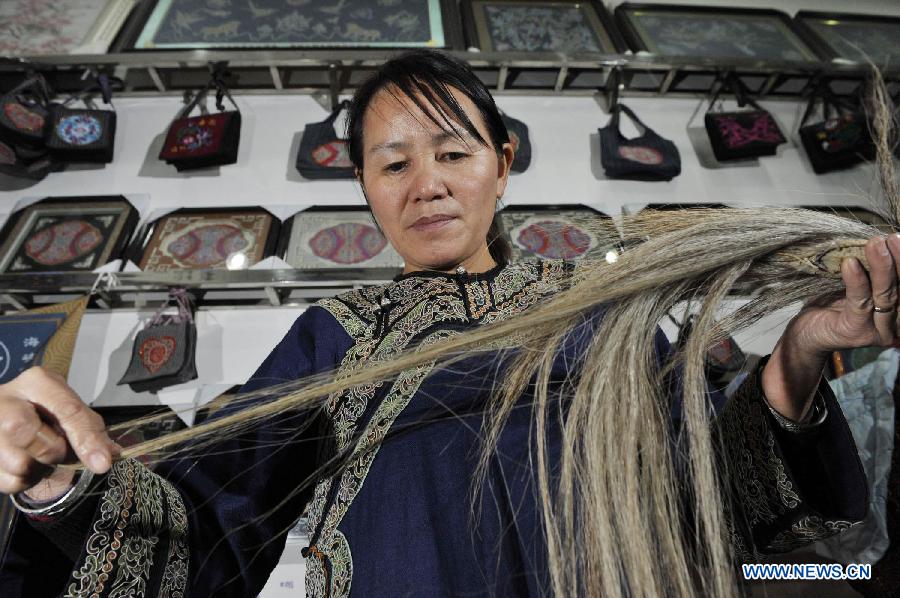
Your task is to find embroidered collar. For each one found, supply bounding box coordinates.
[391,261,506,284]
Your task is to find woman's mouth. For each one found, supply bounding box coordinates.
[411,214,456,231]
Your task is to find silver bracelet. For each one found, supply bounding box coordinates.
[10,469,95,518]
[765,391,829,433]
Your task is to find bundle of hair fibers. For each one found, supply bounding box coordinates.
[103,68,897,598]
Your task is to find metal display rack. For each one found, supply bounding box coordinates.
[0,49,897,310]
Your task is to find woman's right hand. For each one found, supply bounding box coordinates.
[0,366,117,501]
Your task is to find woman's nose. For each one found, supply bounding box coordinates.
[408,158,449,203]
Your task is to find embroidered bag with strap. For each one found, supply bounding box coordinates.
[46,74,119,164]
[798,84,874,174]
[118,288,198,393]
[599,103,681,181]
[704,75,785,162]
[295,100,355,179]
[159,78,241,171]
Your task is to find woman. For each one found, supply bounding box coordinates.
[0,50,895,597]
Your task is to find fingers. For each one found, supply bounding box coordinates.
[841,255,876,323]
[5,367,113,474]
[865,236,898,345]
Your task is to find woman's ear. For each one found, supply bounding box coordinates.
[496,142,514,199]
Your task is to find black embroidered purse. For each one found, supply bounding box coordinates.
[118,288,198,393]
[295,100,355,180]
[0,75,51,149]
[159,79,241,171]
[704,77,785,162]
[798,89,874,174]
[501,112,532,173]
[46,75,119,164]
[599,103,680,181]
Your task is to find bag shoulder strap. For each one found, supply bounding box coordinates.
[610,103,654,136]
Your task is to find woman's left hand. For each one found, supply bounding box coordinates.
[762,234,900,422]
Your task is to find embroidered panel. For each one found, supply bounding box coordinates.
[0,0,131,56]
[65,459,188,597]
[0,198,137,274]
[138,210,275,271]
[304,259,573,597]
[282,210,404,270]
[619,7,817,61]
[133,0,447,49]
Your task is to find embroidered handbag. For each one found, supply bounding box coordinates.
[0,75,51,149]
[159,81,241,171]
[704,77,785,162]
[0,140,59,180]
[118,288,198,393]
[599,104,681,181]
[501,112,532,173]
[46,75,119,164]
[798,91,874,174]
[295,100,355,179]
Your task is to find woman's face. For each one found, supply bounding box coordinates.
[359,86,513,274]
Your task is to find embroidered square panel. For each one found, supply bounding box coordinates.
[132,0,449,49]
[0,0,135,56]
[0,197,138,274]
[616,5,817,61]
[498,207,622,263]
[795,12,900,65]
[138,209,276,271]
[465,0,619,53]
[281,210,403,270]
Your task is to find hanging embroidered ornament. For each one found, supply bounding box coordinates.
[296,100,356,179]
[704,76,785,162]
[118,288,198,393]
[599,103,681,181]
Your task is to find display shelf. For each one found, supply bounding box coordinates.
[0,268,400,310]
[1,49,896,103]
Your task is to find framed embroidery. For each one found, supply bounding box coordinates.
[127,0,462,50]
[0,0,137,56]
[793,12,900,65]
[461,0,623,53]
[277,208,403,270]
[498,206,621,262]
[0,196,138,274]
[133,207,279,272]
[614,4,819,62]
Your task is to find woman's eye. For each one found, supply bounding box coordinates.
[443,152,467,161]
[384,161,408,173]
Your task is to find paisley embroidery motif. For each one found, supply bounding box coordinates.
[24,220,103,266]
[515,220,592,259]
[308,222,388,264]
[56,114,103,146]
[139,335,177,374]
[4,102,44,132]
[165,223,250,268]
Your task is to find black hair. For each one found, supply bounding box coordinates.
[346,49,512,266]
